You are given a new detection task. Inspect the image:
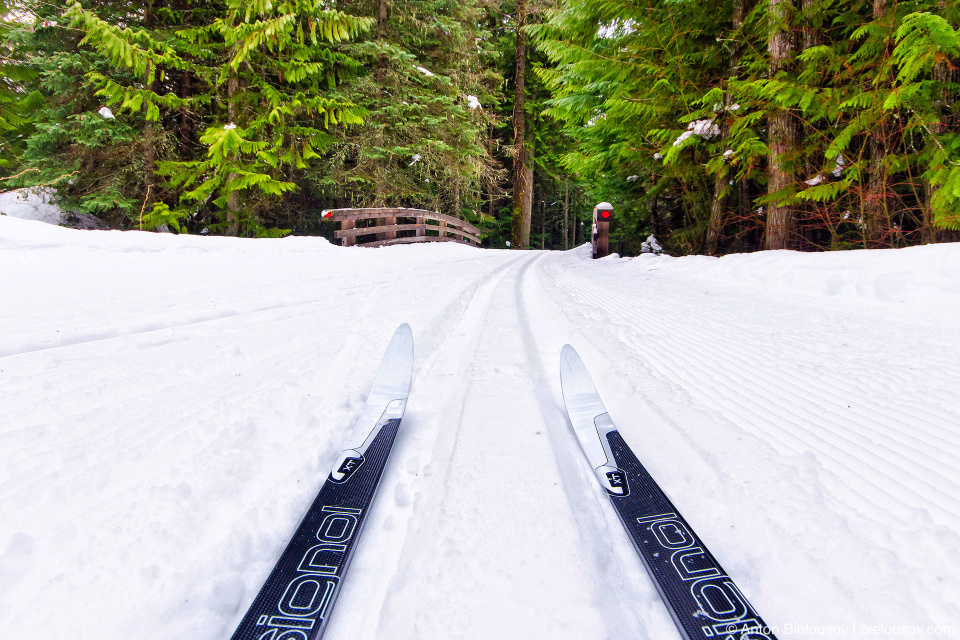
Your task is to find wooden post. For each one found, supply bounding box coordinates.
[592,202,613,259]
[439,220,447,239]
[342,218,355,247]
[416,216,425,237]
[385,215,397,241]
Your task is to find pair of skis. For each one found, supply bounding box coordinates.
[230,325,776,640]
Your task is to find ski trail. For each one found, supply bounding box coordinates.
[364,253,609,639]
[510,254,673,639]
[0,246,524,639]
[321,253,524,640]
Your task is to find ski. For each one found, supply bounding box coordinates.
[231,324,415,640]
[559,345,776,640]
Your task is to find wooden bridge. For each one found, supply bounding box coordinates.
[322,208,481,248]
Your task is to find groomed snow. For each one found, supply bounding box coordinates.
[1,215,958,639]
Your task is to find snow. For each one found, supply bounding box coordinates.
[0,188,64,224]
[466,95,481,110]
[414,66,434,77]
[640,234,662,254]
[1,215,959,639]
[98,106,115,119]
[834,154,846,177]
[0,188,106,230]
[673,119,721,146]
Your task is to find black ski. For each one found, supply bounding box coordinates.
[559,345,777,640]
[231,324,414,640]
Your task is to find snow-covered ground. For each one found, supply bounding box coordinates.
[1,215,958,640]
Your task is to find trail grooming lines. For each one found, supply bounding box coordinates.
[559,345,776,640]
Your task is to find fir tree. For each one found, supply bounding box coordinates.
[317,0,497,222]
[60,0,372,235]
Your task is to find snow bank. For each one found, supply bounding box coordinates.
[629,244,960,310]
[0,214,334,254]
[0,188,66,224]
[0,188,107,230]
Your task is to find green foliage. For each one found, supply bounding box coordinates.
[314,0,497,219]
[142,201,185,232]
[3,0,957,249]
[533,0,960,253]
[58,0,374,235]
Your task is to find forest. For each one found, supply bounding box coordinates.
[1,0,958,255]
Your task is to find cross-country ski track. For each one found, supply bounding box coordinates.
[1,217,958,639]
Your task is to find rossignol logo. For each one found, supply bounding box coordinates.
[637,512,774,639]
[254,506,362,639]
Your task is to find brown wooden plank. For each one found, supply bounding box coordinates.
[358,236,471,248]
[385,216,397,241]
[424,225,480,244]
[335,223,425,239]
[341,219,355,247]
[325,207,435,216]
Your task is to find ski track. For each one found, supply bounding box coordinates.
[2,227,959,639]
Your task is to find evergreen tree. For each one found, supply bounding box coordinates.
[534,0,959,254]
[4,2,160,226]
[316,0,497,222]
[68,0,372,235]
[0,0,43,178]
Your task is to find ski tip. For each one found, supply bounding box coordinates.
[389,322,414,364]
[394,322,413,344]
[558,343,604,411]
[367,323,414,400]
[559,344,583,376]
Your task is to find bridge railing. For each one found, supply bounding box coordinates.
[322,207,481,248]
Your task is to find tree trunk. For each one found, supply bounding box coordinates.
[864,0,890,247]
[706,159,730,254]
[797,0,821,249]
[510,0,528,249]
[180,70,191,150]
[177,0,191,152]
[227,71,240,236]
[800,0,819,50]
[142,1,156,226]
[540,199,546,249]
[705,0,745,255]
[765,0,798,250]
[866,128,890,246]
[522,143,533,247]
[563,178,569,250]
[923,0,959,243]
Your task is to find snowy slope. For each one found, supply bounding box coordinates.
[1,215,958,639]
